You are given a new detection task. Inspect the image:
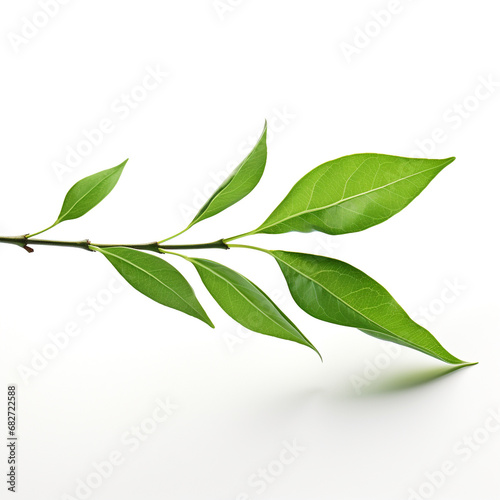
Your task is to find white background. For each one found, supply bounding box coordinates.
[1,1,499,499]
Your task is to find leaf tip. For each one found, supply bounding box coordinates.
[258,120,267,142]
[308,342,322,361]
[447,357,477,368]
[459,361,478,367]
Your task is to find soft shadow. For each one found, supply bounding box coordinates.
[358,362,477,396]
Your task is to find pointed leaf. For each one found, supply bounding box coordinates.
[189,122,267,227]
[187,257,320,357]
[271,250,468,364]
[252,154,454,236]
[94,246,213,327]
[57,159,128,224]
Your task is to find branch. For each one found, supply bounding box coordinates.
[0,236,229,253]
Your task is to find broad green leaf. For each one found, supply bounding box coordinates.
[56,159,128,224]
[251,154,454,236]
[187,257,320,357]
[271,250,468,364]
[189,122,267,227]
[93,246,213,327]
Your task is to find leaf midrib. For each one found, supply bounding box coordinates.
[192,259,304,342]
[194,128,266,223]
[99,248,198,315]
[259,163,443,233]
[273,253,437,357]
[58,169,118,221]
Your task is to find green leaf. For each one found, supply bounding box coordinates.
[93,246,213,327]
[56,159,128,224]
[189,121,267,227]
[271,250,468,364]
[187,257,320,357]
[250,154,454,237]
[27,160,128,238]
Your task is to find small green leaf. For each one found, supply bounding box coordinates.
[187,257,320,357]
[93,246,213,327]
[27,160,128,238]
[271,250,469,364]
[250,154,454,237]
[57,159,128,224]
[189,122,267,227]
